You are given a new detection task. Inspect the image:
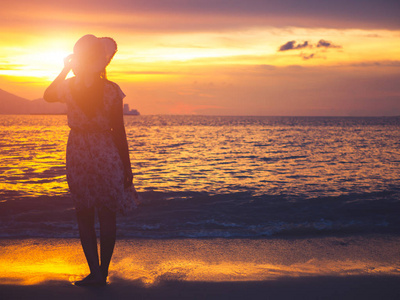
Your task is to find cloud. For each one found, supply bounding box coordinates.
[301,53,315,60]
[257,64,277,71]
[279,41,309,51]
[2,0,400,33]
[350,60,400,67]
[116,71,179,75]
[279,40,342,52]
[316,39,342,48]
[278,39,342,60]
[279,41,295,51]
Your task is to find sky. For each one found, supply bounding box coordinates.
[1,0,400,116]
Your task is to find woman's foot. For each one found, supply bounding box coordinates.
[74,273,107,287]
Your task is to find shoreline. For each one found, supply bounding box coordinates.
[1,235,399,299]
[1,275,400,300]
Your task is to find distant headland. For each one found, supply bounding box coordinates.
[0,88,140,115]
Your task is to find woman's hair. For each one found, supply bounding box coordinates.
[70,76,106,119]
[100,70,107,79]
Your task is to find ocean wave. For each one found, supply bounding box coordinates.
[1,190,399,239]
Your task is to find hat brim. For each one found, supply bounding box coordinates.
[72,35,117,74]
[99,37,117,68]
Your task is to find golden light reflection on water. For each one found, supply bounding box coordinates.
[0,116,70,198]
[1,237,399,286]
[1,115,400,199]
[125,119,400,197]
[112,258,398,285]
[0,239,87,285]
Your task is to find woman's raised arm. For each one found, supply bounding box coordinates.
[43,54,73,102]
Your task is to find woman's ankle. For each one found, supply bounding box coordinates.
[100,265,109,279]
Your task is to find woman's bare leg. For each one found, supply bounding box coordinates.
[98,206,117,280]
[75,207,103,284]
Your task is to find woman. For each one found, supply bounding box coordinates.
[44,34,137,286]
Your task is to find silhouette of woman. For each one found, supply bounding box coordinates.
[44,34,138,286]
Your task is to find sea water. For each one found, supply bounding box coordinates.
[0,115,399,238]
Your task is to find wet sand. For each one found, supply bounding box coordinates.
[1,235,400,299]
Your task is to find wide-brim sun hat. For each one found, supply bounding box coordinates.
[72,34,117,74]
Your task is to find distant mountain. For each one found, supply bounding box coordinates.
[0,88,140,115]
[28,98,66,114]
[0,88,66,114]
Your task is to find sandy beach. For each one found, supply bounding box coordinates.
[1,235,399,299]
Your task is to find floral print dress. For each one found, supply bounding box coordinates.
[58,78,137,213]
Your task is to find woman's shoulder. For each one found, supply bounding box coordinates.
[105,80,126,100]
[105,80,121,90]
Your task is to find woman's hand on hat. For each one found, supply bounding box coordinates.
[63,54,74,70]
